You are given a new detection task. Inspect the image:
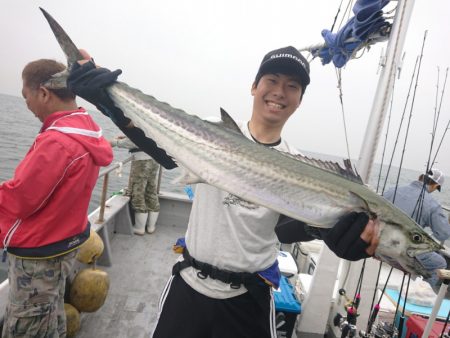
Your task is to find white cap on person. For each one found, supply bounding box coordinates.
[426,168,444,192]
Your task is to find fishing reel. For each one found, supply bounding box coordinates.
[333,288,361,338]
[359,321,397,338]
[333,312,357,338]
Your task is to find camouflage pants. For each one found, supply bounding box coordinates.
[129,159,160,213]
[2,250,77,338]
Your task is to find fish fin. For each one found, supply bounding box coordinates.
[172,167,204,185]
[219,108,243,134]
[348,191,371,213]
[40,8,84,89]
[282,153,364,185]
[40,8,84,70]
[203,108,243,134]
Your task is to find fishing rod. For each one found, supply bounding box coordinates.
[375,72,397,193]
[440,309,450,337]
[375,50,406,193]
[429,67,449,168]
[367,261,384,331]
[380,55,419,195]
[395,273,411,338]
[413,65,448,223]
[421,66,447,178]
[364,265,393,336]
[333,261,401,338]
[335,68,352,161]
[333,260,366,338]
[329,0,351,33]
[431,118,450,168]
[390,30,428,203]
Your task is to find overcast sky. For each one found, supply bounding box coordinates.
[1,0,450,176]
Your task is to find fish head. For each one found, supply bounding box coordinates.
[404,228,443,257]
[375,221,443,277]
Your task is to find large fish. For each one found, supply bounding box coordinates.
[39,8,443,277]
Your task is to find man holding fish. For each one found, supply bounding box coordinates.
[67,46,378,338]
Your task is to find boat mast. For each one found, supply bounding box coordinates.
[296,0,416,336]
[357,0,416,181]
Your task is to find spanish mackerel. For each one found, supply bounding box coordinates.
[39,8,442,277]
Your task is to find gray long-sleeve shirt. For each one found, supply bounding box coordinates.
[383,181,450,241]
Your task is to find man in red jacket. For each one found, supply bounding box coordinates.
[0,59,113,337]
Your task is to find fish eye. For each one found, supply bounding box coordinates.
[411,233,423,243]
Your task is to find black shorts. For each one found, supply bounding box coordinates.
[152,274,277,338]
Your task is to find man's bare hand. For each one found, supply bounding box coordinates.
[361,217,380,256]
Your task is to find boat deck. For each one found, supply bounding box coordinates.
[77,222,186,338]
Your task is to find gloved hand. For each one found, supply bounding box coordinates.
[320,212,372,261]
[68,61,121,104]
[67,61,130,127]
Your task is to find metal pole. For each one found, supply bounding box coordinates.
[96,173,109,223]
[422,282,448,338]
[156,165,163,194]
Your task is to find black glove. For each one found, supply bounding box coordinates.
[67,61,130,127]
[319,212,371,261]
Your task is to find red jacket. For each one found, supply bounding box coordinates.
[0,108,113,258]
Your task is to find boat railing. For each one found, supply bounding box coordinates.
[95,155,163,224]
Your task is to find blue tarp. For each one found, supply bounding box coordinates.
[313,0,392,68]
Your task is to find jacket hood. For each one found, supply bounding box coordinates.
[41,109,113,166]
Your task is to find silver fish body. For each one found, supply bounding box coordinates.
[40,8,442,278]
[107,83,441,277]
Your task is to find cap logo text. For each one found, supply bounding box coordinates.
[270,53,307,70]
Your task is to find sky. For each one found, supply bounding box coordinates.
[1,0,450,177]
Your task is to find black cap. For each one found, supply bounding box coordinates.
[255,46,310,91]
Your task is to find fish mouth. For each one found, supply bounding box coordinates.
[406,247,435,258]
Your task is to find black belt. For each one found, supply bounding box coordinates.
[129,148,141,153]
[173,248,258,289]
[172,249,270,310]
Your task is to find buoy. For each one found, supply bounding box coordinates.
[64,303,81,337]
[69,267,110,312]
[76,229,104,264]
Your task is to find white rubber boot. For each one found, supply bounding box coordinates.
[146,211,159,234]
[133,212,147,235]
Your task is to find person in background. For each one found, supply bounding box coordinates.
[110,135,160,235]
[67,46,379,338]
[383,168,450,292]
[0,59,113,337]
